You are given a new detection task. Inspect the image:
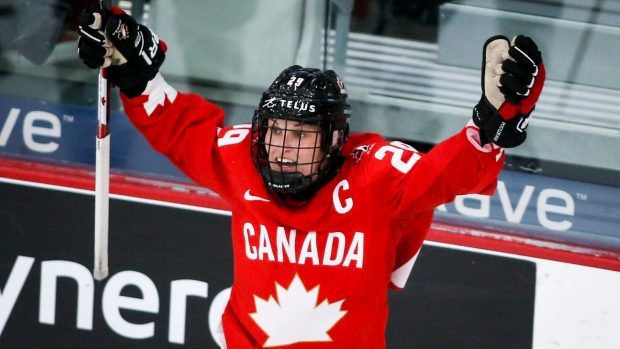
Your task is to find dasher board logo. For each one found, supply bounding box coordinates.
[0,179,234,348]
[0,95,99,155]
[0,103,62,153]
[437,169,620,246]
[0,94,184,179]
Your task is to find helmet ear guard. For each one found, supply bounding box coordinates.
[250,66,351,199]
[328,127,348,155]
[331,130,341,148]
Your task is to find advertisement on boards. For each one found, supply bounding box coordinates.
[2,94,620,248]
[0,178,539,348]
[2,176,620,348]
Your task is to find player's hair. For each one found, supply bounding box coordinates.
[251,65,351,200]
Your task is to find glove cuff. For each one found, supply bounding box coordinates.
[472,95,495,128]
[473,96,528,148]
[120,80,149,99]
[108,64,150,98]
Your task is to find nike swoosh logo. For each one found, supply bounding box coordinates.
[244,189,270,202]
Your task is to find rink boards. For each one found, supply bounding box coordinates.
[2,94,620,348]
[2,93,620,249]
[1,159,620,349]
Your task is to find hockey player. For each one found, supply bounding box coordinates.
[77,7,545,349]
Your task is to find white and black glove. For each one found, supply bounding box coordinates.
[472,35,546,148]
[77,6,167,97]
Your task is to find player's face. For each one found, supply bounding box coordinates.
[265,118,324,177]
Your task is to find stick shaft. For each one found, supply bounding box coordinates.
[94,134,110,280]
[94,0,112,281]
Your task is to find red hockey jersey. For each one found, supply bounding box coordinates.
[121,74,505,348]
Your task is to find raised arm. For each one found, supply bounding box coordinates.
[373,35,545,215]
[77,7,232,195]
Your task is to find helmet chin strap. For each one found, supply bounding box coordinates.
[259,167,313,194]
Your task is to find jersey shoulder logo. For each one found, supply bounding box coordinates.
[350,145,369,163]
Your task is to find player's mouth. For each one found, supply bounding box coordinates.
[273,157,297,171]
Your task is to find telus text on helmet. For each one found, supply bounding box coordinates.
[262,97,317,113]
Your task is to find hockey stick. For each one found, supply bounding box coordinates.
[94,0,112,281]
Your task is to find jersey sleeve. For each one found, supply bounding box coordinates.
[119,73,234,198]
[353,122,505,290]
[367,120,505,217]
[388,213,434,290]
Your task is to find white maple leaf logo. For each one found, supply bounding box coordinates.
[250,274,347,347]
[143,76,177,116]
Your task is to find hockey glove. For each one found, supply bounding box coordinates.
[77,6,167,97]
[77,6,124,69]
[472,35,545,148]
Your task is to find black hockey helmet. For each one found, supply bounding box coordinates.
[251,65,351,198]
